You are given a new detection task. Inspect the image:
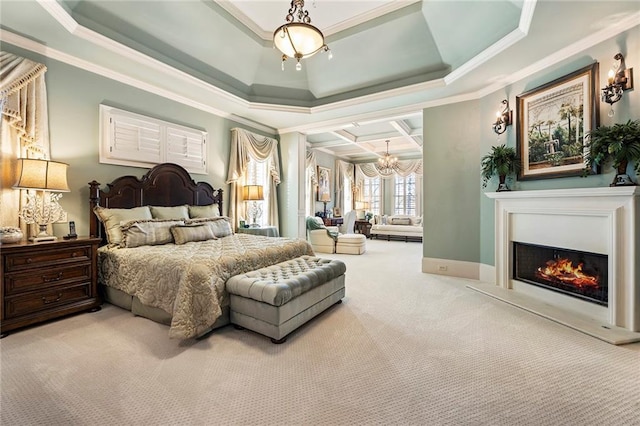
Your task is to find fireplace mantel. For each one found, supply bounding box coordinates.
[480,186,640,343]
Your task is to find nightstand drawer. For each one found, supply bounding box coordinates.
[4,283,92,319]
[4,245,92,272]
[4,264,92,295]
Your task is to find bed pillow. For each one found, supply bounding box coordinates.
[150,205,189,220]
[186,217,233,238]
[170,224,216,245]
[188,204,220,219]
[94,206,153,245]
[120,219,184,248]
[390,217,412,226]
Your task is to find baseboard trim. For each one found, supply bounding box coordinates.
[422,257,479,280]
[479,264,495,283]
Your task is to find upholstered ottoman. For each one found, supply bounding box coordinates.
[226,256,346,343]
[336,233,366,254]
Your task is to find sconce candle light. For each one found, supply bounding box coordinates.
[601,53,634,117]
[493,99,512,135]
[13,158,70,242]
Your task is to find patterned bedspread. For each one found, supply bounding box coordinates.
[98,234,314,339]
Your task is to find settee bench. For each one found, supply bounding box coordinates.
[226,256,346,343]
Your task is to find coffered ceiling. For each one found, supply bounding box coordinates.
[1,1,638,162]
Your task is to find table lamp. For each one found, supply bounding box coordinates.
[243,184,264,227]
[13,158,70,242]
[320,192,331,218]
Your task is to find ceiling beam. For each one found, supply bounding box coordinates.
[389,120,423,151]
[331,130,382,158]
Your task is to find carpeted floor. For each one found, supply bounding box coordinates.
[1,239,639,425]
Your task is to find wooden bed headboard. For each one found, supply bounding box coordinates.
[89,163,223,246]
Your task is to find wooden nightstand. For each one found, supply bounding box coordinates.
[354,220,372,238]
[1,237,102,337]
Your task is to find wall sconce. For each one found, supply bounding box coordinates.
[601,53,634,117]
[492,99,512,135]
[242,184,264,227]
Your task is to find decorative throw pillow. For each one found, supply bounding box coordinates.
[150,205,189,220]
[170,224,216,245]
[94,206,153,245]
[188,204,220,219]
[186,217,234,238]
[120,219,184,248]
[390,217,412,226]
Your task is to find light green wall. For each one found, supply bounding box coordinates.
[278,132,305,238]
[422,26,639,268]
[3,45,275,238]
[422,100,481,263]
[479,28,639,266]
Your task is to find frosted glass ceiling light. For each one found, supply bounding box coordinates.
[274,0,331,71]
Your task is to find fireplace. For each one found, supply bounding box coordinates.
[482,187,640,342]
[513,242,608,306]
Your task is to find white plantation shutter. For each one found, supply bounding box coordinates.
[109,114,162,163]
[100,105,207,174]
[166,126,206,174]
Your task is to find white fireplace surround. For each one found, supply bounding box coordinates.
[485,187,639,334]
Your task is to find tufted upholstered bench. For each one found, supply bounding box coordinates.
[226,256,346,343]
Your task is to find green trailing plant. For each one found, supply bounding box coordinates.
[584,119,640,184]
[481,144,521,191]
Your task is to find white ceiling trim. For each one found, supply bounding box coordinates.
[331,130,382,158]
[215,0,422,40]
[389,120,423,152]
[476,10,640,100]
[36,0,250,107]
[444,0,537,85]
[0,29,277,135]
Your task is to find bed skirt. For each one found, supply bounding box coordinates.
[100,285,230,336]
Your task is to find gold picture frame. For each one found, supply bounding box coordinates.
[317,166,331,201]
[516,63,599,180]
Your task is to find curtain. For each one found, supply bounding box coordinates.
[357,159,423,179]
[226,128,281,229]
[334,159,355,212]
[0,51,49,230]
[305,150,317,217]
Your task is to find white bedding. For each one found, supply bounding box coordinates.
[98,234,314,338]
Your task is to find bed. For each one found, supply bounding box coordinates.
[89,163,314,339]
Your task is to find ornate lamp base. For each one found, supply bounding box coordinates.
[30,224,57,242]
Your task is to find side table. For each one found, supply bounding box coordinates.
[354,220,372,238]
[237,226,280,237]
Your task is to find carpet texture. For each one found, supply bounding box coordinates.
[1,239,639,425]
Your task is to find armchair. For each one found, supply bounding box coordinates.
[306,216,338,253]
[306,216,366,255]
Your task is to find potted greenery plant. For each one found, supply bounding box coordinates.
[481,144,521,191]
[584,119,640,186]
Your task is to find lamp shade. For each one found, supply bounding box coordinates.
[274,23,325,59]
[243,185,264,201]
[320,192,331,202]
[13,158,70,192]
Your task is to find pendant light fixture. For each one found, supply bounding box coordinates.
[273,0,332,71]
[377,140,399,174]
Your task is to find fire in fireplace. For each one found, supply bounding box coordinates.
[513,242,608,306]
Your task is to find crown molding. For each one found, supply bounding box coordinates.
[215,0,421,40]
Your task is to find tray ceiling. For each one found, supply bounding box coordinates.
[1,1,638,162]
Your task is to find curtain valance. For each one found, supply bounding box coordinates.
[0,51,49,158]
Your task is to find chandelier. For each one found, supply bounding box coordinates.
[273,0,332,71]
[378,140,399,174]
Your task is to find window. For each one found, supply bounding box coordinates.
[394,174,417,216]
[245,159,269,226]
[343,176,352,214]
[362,177,381,215]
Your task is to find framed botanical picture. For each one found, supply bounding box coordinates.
[516,63,599,180]
[317,166,331,201]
